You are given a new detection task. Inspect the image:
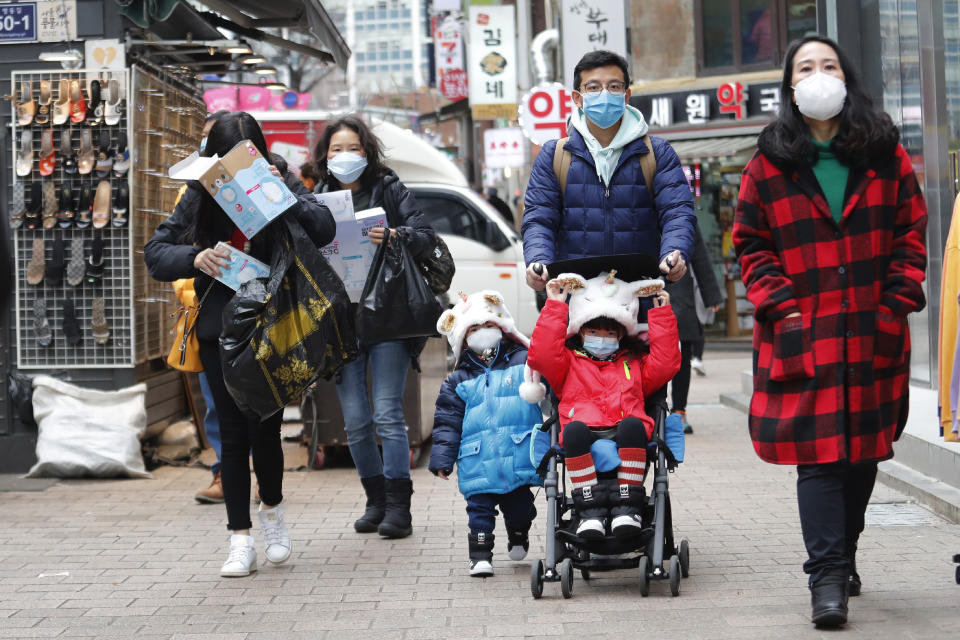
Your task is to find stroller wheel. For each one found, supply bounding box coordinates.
[530,559,544,599]
[638,556,650,597]
[679,538,690,578]
[560,558,574,599]
[669,555,681,597]
[580,568,591,581]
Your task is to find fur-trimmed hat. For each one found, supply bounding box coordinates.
[557,271,665,337]
[437,290,546,404]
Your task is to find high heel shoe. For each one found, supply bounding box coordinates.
[75,184,93,229]
[53,78,70,125]
[34,80,52,125]
[86,79,102,126]
[104,77,122,125]
[38,129,55,177]
[70,80,86,124]
[78,129,95,175]
[16,81,35,126]
[15,129,33,177]
[62,130,77,175]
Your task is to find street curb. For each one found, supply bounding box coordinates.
[876,460,960,524]
[719,391,749,414]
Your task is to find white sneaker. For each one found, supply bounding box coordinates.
[220,534,257,577]
[576,518,606,538]
[611,514,645,536]
[691,357,706,376]
[258,503,291,564]
[469,559,494,577]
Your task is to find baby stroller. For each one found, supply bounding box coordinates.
[528,254,690,599]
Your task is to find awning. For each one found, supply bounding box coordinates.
[668,135,757,163]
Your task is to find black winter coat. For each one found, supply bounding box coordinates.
[143,180,335,341]
[665,227,723,341]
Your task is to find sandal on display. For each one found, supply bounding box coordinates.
[38,129,55,176]
[92,180,111,229]
[46,236,65,286]
[41,182,57,230]
[53,78,70,125]
[91,297,110,345]
[16,81,35,126]
[62,130,77,174]
[26,237,45,286]
[78,129,95,175]
[35,80,52,125]
[62,299,82,346]
[69,80,86,124]
[10,182,25,230]
[75,184,93,229]
[86,234,105,284]
[58,181,76,229]
[95,130,114,177]
[104,77,122,125]
[24,181,42,230]
[16,129,33,177]
[66,237,85,287]
[87,79,102,126]
[112,183,129,227]
[34,298,53,347]
[112,132,130,177]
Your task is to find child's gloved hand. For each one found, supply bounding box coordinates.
[653,289,670,307]
[433,468,452,480]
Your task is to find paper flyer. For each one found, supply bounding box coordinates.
[213,242,271,291]
[321,206,388,302]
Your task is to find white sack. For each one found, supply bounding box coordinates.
[26,376,151,479]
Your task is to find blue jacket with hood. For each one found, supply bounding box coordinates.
[521,108,696,267]
[429,339,545,499]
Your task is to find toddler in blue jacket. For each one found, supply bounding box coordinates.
[430,290,548,577]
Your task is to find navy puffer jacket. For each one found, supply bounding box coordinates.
[522,130,696,266]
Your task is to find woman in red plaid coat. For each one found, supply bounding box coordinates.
[733,36,927,628]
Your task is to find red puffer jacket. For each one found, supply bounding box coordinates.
[528,300,681,439]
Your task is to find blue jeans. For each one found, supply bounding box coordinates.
[198,372,222,476]
[466,486,537,535]
[335,340,411,480]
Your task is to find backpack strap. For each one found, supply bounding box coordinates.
[551,136,572,199]
[639,134,657,202]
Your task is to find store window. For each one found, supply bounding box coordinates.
[696,0,816,74]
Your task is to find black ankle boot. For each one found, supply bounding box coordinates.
[468,532,494,577]
[354,474,386,533]
[378,477,413,538]
[846,544,861,596]
[609,481,646,536]
[810,572,849,627]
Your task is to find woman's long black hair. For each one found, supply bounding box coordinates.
[312,115,387,190]
[757,35,899,171]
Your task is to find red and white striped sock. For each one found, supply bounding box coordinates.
[618,447,647,487]
[566,452,597,490]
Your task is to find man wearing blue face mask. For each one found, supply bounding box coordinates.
[522,50,696,292]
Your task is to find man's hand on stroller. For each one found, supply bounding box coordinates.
[526,262,550,290]
[653,289,670,307]
[659,250,687,281]
[545,278,568,301]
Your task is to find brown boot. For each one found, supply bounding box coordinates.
[195,472,224,504]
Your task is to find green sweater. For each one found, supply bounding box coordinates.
[810,138,849,224]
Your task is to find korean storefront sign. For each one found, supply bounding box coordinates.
[0,1,76,43]
[468,4,517,120]
[632,82,781,128]
[560,0,628,88]
[483,127,527,169]
[518,82,574,146]
[433,14,467,102]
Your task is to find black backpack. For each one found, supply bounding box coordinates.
[383,182,455,295]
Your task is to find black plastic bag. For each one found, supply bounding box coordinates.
[418,234,456,294]
[356,230,444,342]
[219,216,358,420]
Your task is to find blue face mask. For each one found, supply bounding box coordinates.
[328,151,368,184]
[581,90,626,129]
[582,335,619,359]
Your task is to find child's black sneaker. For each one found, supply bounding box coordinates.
[469,559,494,577]
[506,528,529,561]
[468,532,494,578]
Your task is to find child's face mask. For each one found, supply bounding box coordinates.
[466,327,502,354]
[582,335,619,358]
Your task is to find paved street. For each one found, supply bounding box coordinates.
[1,351,957,639]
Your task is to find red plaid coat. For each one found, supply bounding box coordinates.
[733,144,927,465]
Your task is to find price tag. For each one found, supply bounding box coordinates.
[0,3,37,43]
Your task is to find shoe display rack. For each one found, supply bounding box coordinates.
[130,67,205,364]
[9,68,134,369]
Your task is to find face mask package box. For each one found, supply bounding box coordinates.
[316,190,386,302]
[213,241,271,291]
[169,140,297,238]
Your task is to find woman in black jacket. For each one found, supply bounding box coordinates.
[145,112,335,577]
[313,115,436,539]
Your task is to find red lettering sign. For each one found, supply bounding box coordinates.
[717,82,745,120]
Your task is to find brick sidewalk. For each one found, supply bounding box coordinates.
[1,353,957,639]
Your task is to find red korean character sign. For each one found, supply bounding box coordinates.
[717,82,746,120]
[518,82,574,146]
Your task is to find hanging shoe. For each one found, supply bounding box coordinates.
[86,235,105,284]
[61,130,77,175]
[91,297,110,345]
[24,181,42,230]
[95,130,113,178]
[10,182,25,229]
[38,129,55,177]
[41,182,57,230]
[16,81,35,126]
[77,129,95,175]
[104,77,122,126]
[220,534,257,577]
[26,237,45,286]
[52,78,70,125]
[34,81,52,125]
[112,132,130,177]
[66,237,85,287]
[86,79,102,126]
[15,129,33,177]
[468,532,495,577]
[57,182,76,229]
[354,474,386,533]
[33,299,53,347]
[111,183,129,227]
[62,299,82,347]
[75,184,93,229]
[257,502,292,564]
[506,528,530,561]
[69,80,86,124]
[91,180,111,229]
[378,477,413,538]
[45,236,65,286]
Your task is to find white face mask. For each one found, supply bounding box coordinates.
[792,72,847,121]
[466,327,502,354]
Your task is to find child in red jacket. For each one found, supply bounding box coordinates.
[528,271,681,538]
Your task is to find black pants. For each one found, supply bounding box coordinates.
[691,337,704,359]
[796,460,878,585]
[670,341,694,412]
[199,339,284,531]
[563,417,649,457]
[466,486,537,535]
